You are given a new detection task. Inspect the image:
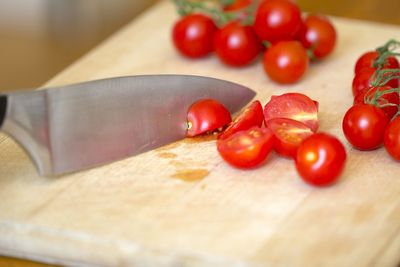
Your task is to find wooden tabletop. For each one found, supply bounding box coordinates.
[1,1,400,266]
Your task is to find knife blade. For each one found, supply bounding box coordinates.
[0,75,255,176]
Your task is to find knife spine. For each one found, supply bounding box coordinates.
[0,95,6,128]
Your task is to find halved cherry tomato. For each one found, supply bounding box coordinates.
[214,21,263,67]
[218,100,264,140]
[296,133,346,186]
[264,92,319,132]
[186,99,232,137]
[384,116,400,161]
[298,14,337,60]
[354,51,400,74]
[254,0,302,43]
[217,127,274,168]
[266,118,314,158]
[172,14,217,58]
[353,85,399,119]
[263,41,309,84]
[342,104,389,150]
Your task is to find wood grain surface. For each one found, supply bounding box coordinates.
[1,0,400,267]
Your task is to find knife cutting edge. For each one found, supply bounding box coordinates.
[0,75,256,176]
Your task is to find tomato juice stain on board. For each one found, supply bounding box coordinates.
[155,140,182,152]
[171,169,209,182]
[183,134,218,144]
[157,152,177,159]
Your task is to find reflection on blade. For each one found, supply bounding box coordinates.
[3,75,255,175]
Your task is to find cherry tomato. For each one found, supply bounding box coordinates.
[218,100,264,140]
[172,14,217,58]
[214,21,263,67]
[354,51,400,74]
[342,104,389,150]
[298,14,337,60]
[384,116,400,161]
[296,133,346,186]
[352,68,376,96]
[187,99,232,137]
[223,0,252,11]
[254,0,302,43]
[267,118,314,158]
[217,127,274,168]
[264,92,319,132]
[263,41,309,84]
[353,85,399,119]
[352,67,399,96]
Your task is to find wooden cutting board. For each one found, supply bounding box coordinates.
[1,1,399,266]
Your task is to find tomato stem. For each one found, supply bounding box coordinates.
[173,0,256,26]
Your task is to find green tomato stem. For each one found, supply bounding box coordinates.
[172,0,256,26]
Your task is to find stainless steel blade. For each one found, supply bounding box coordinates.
[1,75,255,176]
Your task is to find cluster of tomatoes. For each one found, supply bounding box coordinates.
[186,93,346,187]
[342,40,400,160]
[172,0,336,84]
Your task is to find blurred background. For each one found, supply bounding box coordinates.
[0,0,399,92]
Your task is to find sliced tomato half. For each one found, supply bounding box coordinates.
[264,93,319,132]
[186,99,232,137]
[218,100,264,140]
[217,127,274,169]
[267,117,314,158]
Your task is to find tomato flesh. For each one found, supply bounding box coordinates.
[264,92,319,132]
[342,104,389,150]
[218,100,264,140]
[187,99,232,137]
[384,116,400,161]
[267,118,314,158]
[296,133,346,186]
[217,127,274,168]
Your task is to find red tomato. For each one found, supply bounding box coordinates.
[384,116,400,161]
[223,0,252,11]
[254,0,302,43]
[263,41,309,84]
[354,51,400,74]
[342,104,389,150]
[267,118,314,158]
[296,133,346,186]
[352,68,376,96]
[352,68,399,96]
[214,21,263,67]
[217,127,274,168]
[186,99,232,137]
[353,85,399,119]
[298,14,337,60]
[218,100,264,140]
[172,14,217,58]
[264,92,319,132]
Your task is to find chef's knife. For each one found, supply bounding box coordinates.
[0,75,255,176]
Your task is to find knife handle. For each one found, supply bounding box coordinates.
[0,95,7,129]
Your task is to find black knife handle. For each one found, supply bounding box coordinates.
[0,95,7,129]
